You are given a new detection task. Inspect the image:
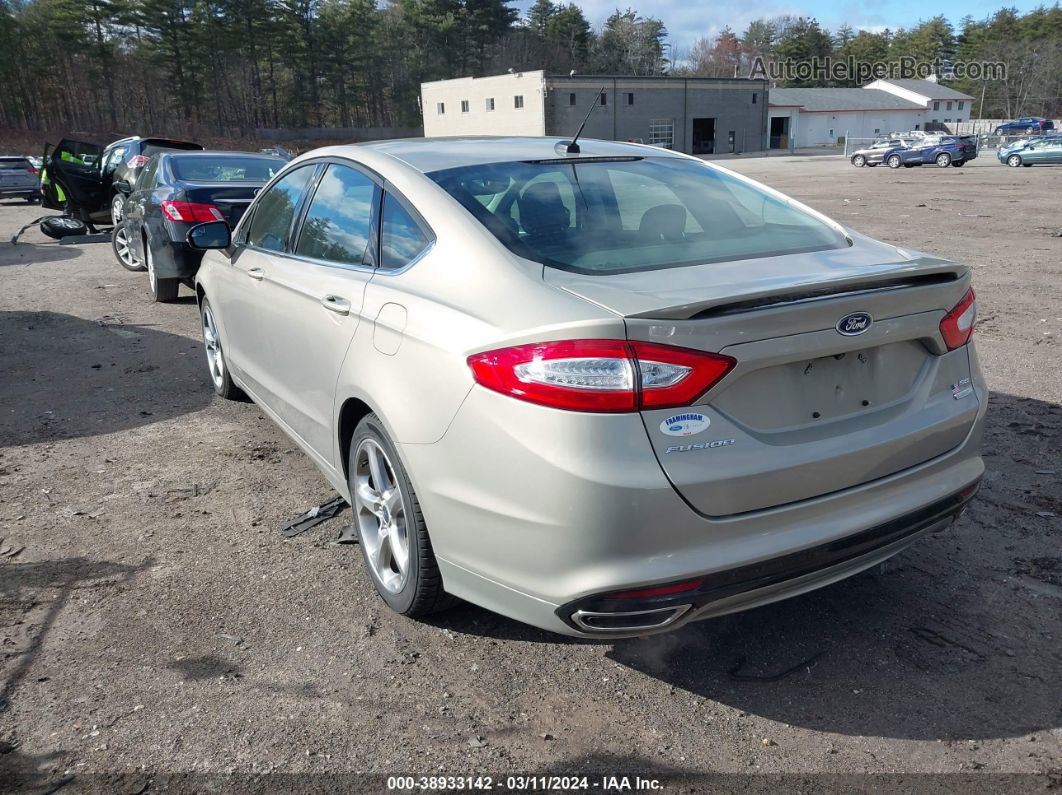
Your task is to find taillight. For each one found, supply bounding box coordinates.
[467,339,736,413]
[27,166,38,175]
[127,155,149,169]
[161,200,224,223]
[939,288,977,350]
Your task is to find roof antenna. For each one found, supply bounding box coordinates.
[566,85,605,154]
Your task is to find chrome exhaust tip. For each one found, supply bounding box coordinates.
[571,604,691,633]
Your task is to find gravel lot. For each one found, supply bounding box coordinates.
[1,154,1060,792]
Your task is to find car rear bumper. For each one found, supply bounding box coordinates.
[402,349,988,638]
[151,223,205,279]
[0,187,39,198]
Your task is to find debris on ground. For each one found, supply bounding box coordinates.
[728,651,826,682]
[280,495,348,538]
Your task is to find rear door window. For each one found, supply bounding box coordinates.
[294,164,379,267]
[0,158,32,170]
[380,192,432,270]
[246,165,316,253]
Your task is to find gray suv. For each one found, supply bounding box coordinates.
[0,156,40,202]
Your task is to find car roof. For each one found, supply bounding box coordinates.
[347,136,687,173]
[160,150,283,158]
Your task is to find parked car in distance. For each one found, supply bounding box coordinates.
[188,137,986,638]
[118,150,285,300]
[41,135,202,228]
[998,136,1062,167]
[850,139,912,167]
[0,156,41,202]
[994,117,1055,135]
[885,135,978,168]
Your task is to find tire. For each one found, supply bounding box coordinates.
[935,153,952,168]
[851,154,866,167]
[200,298,243,400]
[867,162,878,167]
[39,216,87,239]
[25,194,39,204]
[348,414,453,617]
[1023,163,1033,167]
[111,224,144,272]
[952,160,965,167]
[110,194,125,226]
[145,236,179,302]
[887,155,902,169]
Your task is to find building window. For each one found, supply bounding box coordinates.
[514,95,524,109]
[944,118,951,123]
[648,118,674,150]
[933,101,940,110]
[626,92,634,105]
[600,92,607,106]
[946,101,953,110]
[436,102,445,115]
[958,101,964,110]
[460,100,469,113]
[485,97,494,111]
[829,129,834,137]
[569,92,576,106]
[874,128,880,134]
[752,93,757,104]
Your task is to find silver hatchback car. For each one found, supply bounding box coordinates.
[190,137,986,638]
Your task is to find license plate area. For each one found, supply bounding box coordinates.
[712,341,928,431]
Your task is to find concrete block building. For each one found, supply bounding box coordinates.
[421,70,770,155]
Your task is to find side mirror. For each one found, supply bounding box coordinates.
[113,180,132,194]
[187,221,231,250]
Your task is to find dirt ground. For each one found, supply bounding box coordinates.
[0,153,1059,793]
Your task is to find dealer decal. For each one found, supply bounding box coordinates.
[659,412,710,437]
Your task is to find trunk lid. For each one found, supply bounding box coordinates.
[546,236,979,516]
[176,182,260,226]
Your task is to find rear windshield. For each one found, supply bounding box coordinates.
[428,157,847,275]
[170,156,284,183]
[0,158,32,169]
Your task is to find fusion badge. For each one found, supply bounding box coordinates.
[836,311,873,336]
[660,412,710,437]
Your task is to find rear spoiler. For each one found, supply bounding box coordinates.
[687,271,964,320]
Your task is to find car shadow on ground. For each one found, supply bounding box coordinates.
[0,240,82,267]
[0,556,152,790]
[432,391,1061,743]
[0,310,213,446]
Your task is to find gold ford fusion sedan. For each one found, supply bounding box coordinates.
[189,137,986,638]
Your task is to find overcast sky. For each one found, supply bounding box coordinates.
[512,0,1050,51]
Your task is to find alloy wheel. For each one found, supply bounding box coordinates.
[353,439,410,594]
[888,155,901,169]
[1008,155,1021,167]
[202,304,225,390]
[114,226,139,269]
[936,153,951,167]
[111,195,124,226]
[853,155,865,167]
[146,242,156,295]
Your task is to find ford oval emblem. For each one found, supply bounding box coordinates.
[836,311,872,336]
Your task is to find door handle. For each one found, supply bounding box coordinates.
[321,295,351,315]
[246,267,264,281]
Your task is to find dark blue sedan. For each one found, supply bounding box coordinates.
[884,136,978,169]
[994,117,1055,135]
[115,151,285,302]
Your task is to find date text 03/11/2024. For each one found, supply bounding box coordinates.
[385,775,664,791]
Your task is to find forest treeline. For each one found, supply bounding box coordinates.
[1,0,1060,138]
